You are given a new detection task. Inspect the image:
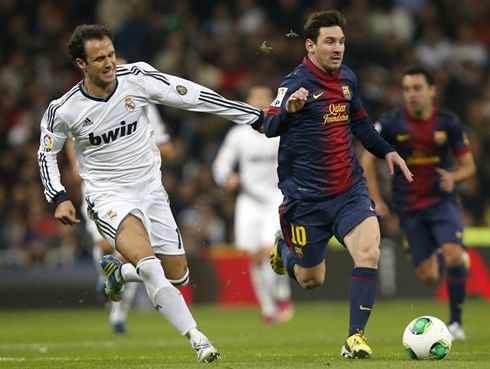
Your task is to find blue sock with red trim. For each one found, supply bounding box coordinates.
[447,264,466,324]
[277,237,297,282]
[349,267,378,336]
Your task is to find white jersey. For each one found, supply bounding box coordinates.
[148,104,171,146]
[38,62,262,202]
[213,125,282,204]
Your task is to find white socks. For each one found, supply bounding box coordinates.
[136,256,196,335]
[109,281,138,324]
[251,261,276,318]
[119,263,144,283]
[276,273,292,302]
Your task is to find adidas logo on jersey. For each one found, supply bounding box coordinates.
[89,120,137,145]
[81,117,94,127]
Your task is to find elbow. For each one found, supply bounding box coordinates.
[263,125,280,138]
[469,162,477,178]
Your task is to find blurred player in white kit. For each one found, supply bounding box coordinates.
[213,86,294,324]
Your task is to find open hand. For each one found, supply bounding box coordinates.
[385,152,413,182]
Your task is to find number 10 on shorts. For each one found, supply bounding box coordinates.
[290,223,307,246]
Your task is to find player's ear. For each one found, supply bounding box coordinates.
[75,58,86,71]
[305,38,315,53]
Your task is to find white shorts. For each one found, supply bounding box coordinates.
[86,186,185,256]
[234,194,281,252]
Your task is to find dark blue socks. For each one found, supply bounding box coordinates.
[277,237,297,281]
[447,264,466,324]
[349,267,378,336]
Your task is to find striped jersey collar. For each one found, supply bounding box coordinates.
[79,79,119,102]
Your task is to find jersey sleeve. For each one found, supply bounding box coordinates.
[134,62,263,129]
[446,113,471,157]
[263,75,302,137]
[348,75,395,158]
[37,104,69,204]
[212,127,240,186]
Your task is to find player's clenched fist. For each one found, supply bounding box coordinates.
[286,87,309,113]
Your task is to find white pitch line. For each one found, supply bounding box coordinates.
[0,340,176,351]
[0,341,116,350]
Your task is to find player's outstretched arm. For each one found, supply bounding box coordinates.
[385,152,413,182]
[54,200,81,226]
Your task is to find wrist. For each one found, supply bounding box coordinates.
[54,191,70,206]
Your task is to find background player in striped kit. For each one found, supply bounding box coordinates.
[37,24,263,362]
[213,86,294,325]
[264,10,413,359]
[362,66,476,341]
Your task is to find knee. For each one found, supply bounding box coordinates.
[297,274,324,290]
[417,269,439,284]
[167,268,190,287]
[367,245,381,265]
[443,245,464,267]
[355,244,380,268]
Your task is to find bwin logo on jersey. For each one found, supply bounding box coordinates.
[89,120,137,145]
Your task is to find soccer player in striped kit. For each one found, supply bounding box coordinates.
[265,10,413,358]
[362,67,476,341]
[37,24,263,363]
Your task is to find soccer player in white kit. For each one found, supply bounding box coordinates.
[213,86,294,324]
[37,24,264,363]
[66,100,173,336]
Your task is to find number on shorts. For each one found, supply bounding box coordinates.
[290,223,307,246]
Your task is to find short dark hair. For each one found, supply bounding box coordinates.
[403,66,436,86]
[68,24,114,66]
[304,10,347,42]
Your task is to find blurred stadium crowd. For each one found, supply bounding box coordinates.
[0,0,489,269]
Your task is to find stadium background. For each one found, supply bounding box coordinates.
[0,0,489,308]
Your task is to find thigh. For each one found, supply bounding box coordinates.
[343,216,380,267]
[116,214,155,265]
[333,181,378,243]
[279,198,331,268]
[86,193,141,249]
[145,187,186,256]
[157,254,188,280]
[430,200,464,247]
[234,196,262,251]
[258,200,281,248]
[399,210,435,267]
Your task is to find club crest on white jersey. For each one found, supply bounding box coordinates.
[124,96,136,111]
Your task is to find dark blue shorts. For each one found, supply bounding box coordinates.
[279,181,377,268]
[399,199,464,267]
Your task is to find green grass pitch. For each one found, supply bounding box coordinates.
[0,299,489,368]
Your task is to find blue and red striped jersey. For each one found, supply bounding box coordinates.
[377,106,471,211]
[264,57,393,200]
